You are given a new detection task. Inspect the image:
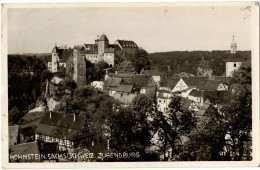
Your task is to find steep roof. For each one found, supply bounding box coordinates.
[157,92,170,99]
[82,44,98,54]
[58,49,73,63]
[214,76,231,84]
[111,84,133,93]
[115,40,138,48]
[160,78,180,89]
[201,80,222,91]
[35,112,86,141]
[104,77,122,88]
[181,97,193,111]
[182,77,208,88]
[52,45,59,53]
[99,34,109,41]
[141,69,163,76]
[188,89,202,97]
[131,74,154,88]
[9,142,41,162]
[108,72,135,79]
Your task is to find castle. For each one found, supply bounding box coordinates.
[48,34,139,86]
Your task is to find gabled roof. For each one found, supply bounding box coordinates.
[111,84,133,93]
[109,44,121,50]
[99,34,109,41]
[108,73,135,79]
[131,74,154,88]
[52,45,59,53]
[58,49,73,62]
[115,40,138,49]
[201,79,223,91]
[35,112,86,141]
[83,44,98,54]
[104,77,122,87]
[188,89,201,97]
[180,97,193,111]
[141,69,163,76]
[182,77,208,88]
[9,142,41,162]
[157,92,170,99]
[160,78,180,89]
[213,76,231,84]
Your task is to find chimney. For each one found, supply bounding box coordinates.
[73,113,76,122]
[50,111,52,119]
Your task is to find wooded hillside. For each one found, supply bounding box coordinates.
[149,51,251,76]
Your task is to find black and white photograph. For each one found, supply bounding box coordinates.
[1,2,259,168]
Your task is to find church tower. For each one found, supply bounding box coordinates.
[98,34,109,56]
[230,35,237,54]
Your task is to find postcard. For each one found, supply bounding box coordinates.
[1,2,259,168]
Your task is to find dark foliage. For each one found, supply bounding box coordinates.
[149,51,251,76]
[8,55,47,125]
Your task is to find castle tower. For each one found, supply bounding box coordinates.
[73,49,86,87]
[230,36,237,54]
[51,45,59,72]
[98,34,109,55]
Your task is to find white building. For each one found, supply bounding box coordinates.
[226,61,242,77]
[91,81,104,91]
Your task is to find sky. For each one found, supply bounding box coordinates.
[7,6,251,54]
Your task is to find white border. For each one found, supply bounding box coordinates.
[1,2,259,168]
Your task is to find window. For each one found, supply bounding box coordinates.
[234,63,236,67]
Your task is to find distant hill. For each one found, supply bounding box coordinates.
[148,50,251,76]
[9,53,52,64]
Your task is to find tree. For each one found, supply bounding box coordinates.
[9,107,21,125]
[182,105,226,161]
[221,63,252,160]
[151,95,195,160]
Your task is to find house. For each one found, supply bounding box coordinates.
[226,61,242,77]
[35,112,87,152]
[113,92,137,108]
[9,125,20,145]
[114,39,139,54]
[187,89,203,105]
[180,97,199,112]
[140,69,163,86]
[50,46,73,73]
[104,77,123,93]
[159,78,180,92]
[130,74,157,95]
[109,84,135,97]
[91,81,104,91]
[156,90,173,113]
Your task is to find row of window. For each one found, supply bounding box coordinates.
[35,134,74,147]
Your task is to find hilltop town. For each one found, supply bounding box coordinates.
[8,34,252,162]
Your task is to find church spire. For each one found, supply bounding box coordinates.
[230,35,237,54]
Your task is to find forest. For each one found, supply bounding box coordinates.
[8,55,47,125]
[149,51,251,76]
